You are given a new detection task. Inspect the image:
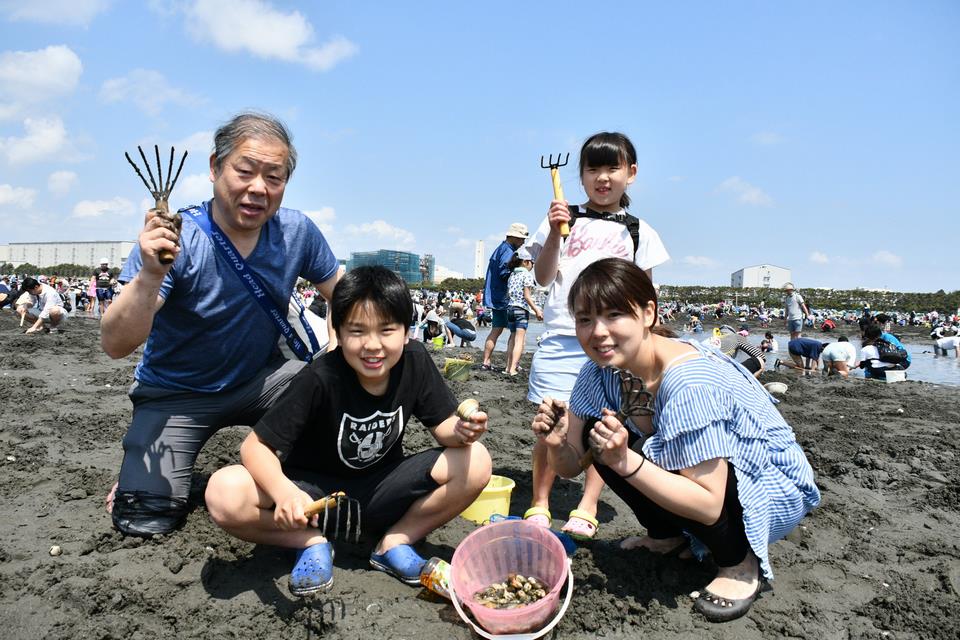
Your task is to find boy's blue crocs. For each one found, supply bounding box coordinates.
[290,542,334,596]
[369,544,426,586]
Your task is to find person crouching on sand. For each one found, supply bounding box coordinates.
[205,266,492,595]
[530,258,820,622]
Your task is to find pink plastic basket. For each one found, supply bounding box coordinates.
[450,520,569,636]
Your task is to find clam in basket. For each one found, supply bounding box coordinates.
[450,520,573,639]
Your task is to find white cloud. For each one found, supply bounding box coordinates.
[751,131,783,145]
[100,69,197,116]
[344,219,415,249]
[304,207,336,236]
[446,226,463,235]
[0,45,83,119]
[454,238,474,248]
[872,250,902,268]
[809,251,830,264]
[172,173,211,205]
[47,170,77,195]
[0,0,111,27]
[0,183,36,208]
[717,176,773,206]
[72,196,134,218]
[0,117,69,165]
[184,0,358,71]
[174,130,213,156]
[682,255,718,268]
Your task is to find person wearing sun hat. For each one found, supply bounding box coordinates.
[782,282,809,340]
[480,222,530,371]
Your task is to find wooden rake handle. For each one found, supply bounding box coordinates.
[303,491,346,518]
[154,199,176,265]
[550,168,571,238]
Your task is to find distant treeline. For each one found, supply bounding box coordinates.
[1,262,120,278]
[423,277,959,315]
[655,285,959,315]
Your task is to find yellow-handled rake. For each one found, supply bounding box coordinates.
[540,153,571,237]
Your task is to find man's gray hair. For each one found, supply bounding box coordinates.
[212,112,297,179]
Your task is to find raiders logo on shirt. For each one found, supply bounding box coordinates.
[337,408,404,469]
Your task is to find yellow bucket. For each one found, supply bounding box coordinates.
[460,475,515,524]
[443,357,472,381]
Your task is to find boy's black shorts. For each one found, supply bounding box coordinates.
[285,448,443,536]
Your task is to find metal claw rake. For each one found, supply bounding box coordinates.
[579,368,655,469]
[540,152,570,237]
[124,145,188,265]
[303,491,362,544]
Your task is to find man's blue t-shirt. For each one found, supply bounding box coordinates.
[788,337,825,359]
[119,201,339,393]
[482,240,514,310]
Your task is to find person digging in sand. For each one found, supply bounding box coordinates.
[531,258,820,622]
[205,266,492,595]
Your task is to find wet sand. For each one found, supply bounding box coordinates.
[0,313,957,639]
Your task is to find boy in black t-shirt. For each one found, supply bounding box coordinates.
[205,267,492,596]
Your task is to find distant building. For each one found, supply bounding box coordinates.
[0,241,135,269]
[731,264,791,289]
[348,250,423,284]
[419,254,435,284]
[474,241,485,278]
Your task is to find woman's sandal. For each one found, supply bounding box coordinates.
[522,506,552,528]
[693,565,769,623]
[560,509,599,542]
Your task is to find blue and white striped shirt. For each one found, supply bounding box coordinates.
[570,339,820,579]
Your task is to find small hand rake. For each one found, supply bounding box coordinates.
[303,491,362,543]
[124,145,188,265]
[579,368,655,469]
[540,153,570,237]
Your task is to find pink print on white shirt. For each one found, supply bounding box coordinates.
[565,225,632,259]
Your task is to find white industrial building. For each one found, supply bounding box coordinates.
[0,241,135,269]
[731,264,791,288]
[473,240,485,278]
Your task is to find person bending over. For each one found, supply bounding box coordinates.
[20,277,67,334]
[820,336,858,377]
[205,266,491,595]
[778,337,826,373]
[532,258,819,622]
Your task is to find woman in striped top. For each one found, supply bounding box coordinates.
[531,258,820,622]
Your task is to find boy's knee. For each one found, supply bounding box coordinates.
[466,443,492,489]
[205,466,252,526]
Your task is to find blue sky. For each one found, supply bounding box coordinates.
[0,1,956,292]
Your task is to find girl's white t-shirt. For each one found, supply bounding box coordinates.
[524,209,669,339]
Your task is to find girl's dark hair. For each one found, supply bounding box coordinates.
[567,258,674,336]
[331,266,413,333]
[862,324,882,344]
[578,132,638,209]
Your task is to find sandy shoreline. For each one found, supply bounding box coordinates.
[0,313,957,639]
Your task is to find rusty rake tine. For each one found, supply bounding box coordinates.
[137,145,159,194]
[168,150,188,195]
[335,495,342,540]
[344,498,352,543]
[354,500,361,543]
[323,499,330,538]
[154,145,163,196]
[164,147,175,194]
[125,152,156,194]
